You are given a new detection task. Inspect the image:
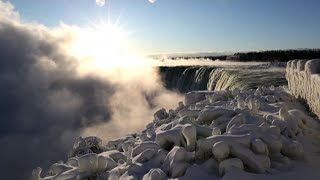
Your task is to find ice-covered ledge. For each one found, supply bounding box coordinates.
[286,59,320,118]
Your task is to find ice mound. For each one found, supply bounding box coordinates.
[287,59,320,118]
[32,86,320,180]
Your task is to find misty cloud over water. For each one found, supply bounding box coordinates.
[0,1,182,179]
[0,12,112,180]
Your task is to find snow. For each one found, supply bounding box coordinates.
[33,69,320,179]
[287,59,320,118]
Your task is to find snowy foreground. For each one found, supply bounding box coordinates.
[33,86,320,180]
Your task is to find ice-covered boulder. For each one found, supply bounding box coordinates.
[219,158,244,176]
[34,85,320,180]
[142,168,167,180]
[69,136,105,157]
[162,146,195,178]
[185,91,215,105]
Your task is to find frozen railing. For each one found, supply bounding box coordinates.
[286,59,320,118]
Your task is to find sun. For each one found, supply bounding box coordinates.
[69,22,148,74]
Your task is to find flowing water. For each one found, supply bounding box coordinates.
[159,64,287,93]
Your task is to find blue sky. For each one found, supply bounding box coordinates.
[7,0,320,54]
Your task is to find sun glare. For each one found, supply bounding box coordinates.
[69,22,149,74]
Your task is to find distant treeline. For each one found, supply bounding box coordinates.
[233,49,320,62]
[170,49,320,62]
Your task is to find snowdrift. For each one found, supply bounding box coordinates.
[32,85,320,180]
[286,59,320,118]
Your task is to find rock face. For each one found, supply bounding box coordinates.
[286,59,320,118]
[33,85,320,180]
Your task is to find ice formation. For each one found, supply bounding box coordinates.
[286,59,320,118]
[33,85,320,179]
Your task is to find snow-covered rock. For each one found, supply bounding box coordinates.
[69,136,105,157]
[33,85,320,180]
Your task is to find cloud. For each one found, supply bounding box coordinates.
[0,1,181,179]
[149,0,157,3]
[0,1,19,21]
[96,0,106,7]
[0,17,114,180]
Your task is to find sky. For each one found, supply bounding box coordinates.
[6,0,320,55]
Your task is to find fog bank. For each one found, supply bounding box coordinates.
[0,1,182,179]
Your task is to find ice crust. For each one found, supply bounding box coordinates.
[33,83,320,179]
[286,59,320,118]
